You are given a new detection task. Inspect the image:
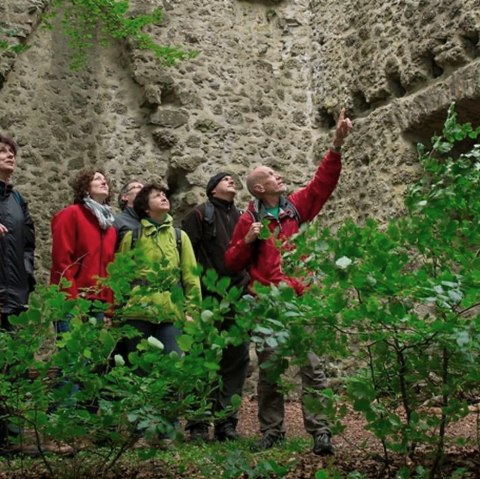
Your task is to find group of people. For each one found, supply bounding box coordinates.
[0,109,352,455]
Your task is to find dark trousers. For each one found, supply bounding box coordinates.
[0,312,15,332]
[213,340,250,427]
[0,311,23,448]
[257,346,330,438]
[187,321,250,432]
[123,320,182,363]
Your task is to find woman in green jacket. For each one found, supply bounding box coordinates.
[118,183,201,357]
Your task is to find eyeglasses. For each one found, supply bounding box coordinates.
[127,185,143,193]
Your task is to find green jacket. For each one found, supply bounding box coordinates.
[119,215,201,322]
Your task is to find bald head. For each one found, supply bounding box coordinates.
[246,167,268,196]
[246,166,286,199]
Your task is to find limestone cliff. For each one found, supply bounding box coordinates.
[1,0,479,277]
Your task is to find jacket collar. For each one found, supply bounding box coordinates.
[0,180,13,198]
[209,197,235,210]
[250,196,292,220]
[140,214,173,236]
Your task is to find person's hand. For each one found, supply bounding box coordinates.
[244,222,261,244]
[0,223,8,238]
[332,108,353,149]
[185,314,194,323]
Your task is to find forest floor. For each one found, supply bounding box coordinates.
[236,396,480,479]
[0,397,479,478]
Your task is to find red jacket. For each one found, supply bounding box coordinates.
[50,204,117,304]
[224,150,341,295]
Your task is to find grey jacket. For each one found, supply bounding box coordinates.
[114,206,141,249]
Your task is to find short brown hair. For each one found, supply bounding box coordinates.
[71,168,112,205]
[133,183,168,219]
[0,133,18,155]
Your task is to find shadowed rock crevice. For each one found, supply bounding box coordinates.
[315,107,336,129]
[420,51,445,80]
[166,165,191,197]
[351,90,371,115]
[402,97,480,153]
[386,70,406,98]
[460,31,480,59]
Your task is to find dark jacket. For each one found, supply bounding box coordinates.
[114,207,140,249]
[0,181,35,314]
[182,197,249,293]
[225,149,341,295]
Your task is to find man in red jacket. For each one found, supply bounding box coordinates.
[225,109,352,455]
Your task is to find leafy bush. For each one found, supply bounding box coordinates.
[1,104,479,479]
[0,248,241,476]
[270,103,480,477]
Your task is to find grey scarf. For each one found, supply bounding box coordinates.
[83,196,115,230]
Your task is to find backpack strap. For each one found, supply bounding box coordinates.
[248,210,259,223]
[130,225,181,255]
[12,189,26,212]
[130,225,142,250]
[203,201,216,237]
[174,227,183,289]
[280,197,301,224]
[174,227,182,258]
[12,189,22,204]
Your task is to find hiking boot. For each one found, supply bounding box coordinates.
[252,433,284,451]
[189,424,209,442]
[214,423,240,442]
[313,433,334,456]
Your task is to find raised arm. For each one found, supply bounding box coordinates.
[290,108,353,222]
[331,107,353,152]
[179,230,202,316]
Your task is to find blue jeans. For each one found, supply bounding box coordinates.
[50,311,106,411]
[122,320,182,436]
[55,311,105,334]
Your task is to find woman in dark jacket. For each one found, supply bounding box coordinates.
[0,133,35,328]
[0,132,35,450]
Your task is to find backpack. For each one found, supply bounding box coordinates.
[12,189,27,215]
[248,197,301,225]
[12,190,24,206]
[196,200,216,238]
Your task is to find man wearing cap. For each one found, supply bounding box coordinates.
[114,179,144,248]
[182,173,250,442]
[225,108,352,455]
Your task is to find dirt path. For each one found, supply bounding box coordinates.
[237,396,480,477]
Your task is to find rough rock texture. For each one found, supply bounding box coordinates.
[1,0,480,278]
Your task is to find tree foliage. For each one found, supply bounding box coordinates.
[1,105,479,478]
[269,103,480,478]
[1,0,196,69]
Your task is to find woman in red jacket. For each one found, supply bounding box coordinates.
[50,168,117,332]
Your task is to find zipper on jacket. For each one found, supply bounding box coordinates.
[99,230,104,278]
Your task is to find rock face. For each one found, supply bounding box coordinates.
[1,0,480,277]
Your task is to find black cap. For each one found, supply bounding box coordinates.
[206,172,229,197]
